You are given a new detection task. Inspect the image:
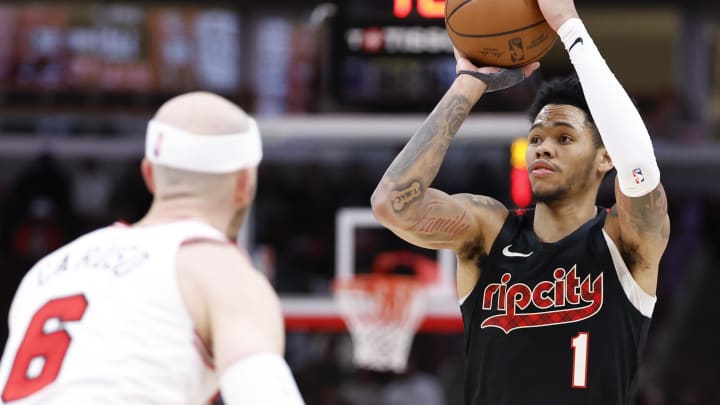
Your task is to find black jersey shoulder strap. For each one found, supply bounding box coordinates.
[484,208,533,266]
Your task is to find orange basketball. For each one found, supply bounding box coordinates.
[445,0,557,68]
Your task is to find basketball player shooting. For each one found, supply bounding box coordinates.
[371,0,670,403]
[0,93,305,405]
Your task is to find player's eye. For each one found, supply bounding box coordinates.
[559,135,572,143]
[529,135,541,144]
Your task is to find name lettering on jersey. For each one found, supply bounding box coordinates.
[38,246,150,285]
[480,265,603,334]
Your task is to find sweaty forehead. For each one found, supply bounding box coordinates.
[532,104,589,129]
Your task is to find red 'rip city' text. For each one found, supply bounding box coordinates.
[480,265,604,333]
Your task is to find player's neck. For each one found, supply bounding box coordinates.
[533,197,598,243]
[136,196,234,234]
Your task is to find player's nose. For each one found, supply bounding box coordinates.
[534,141,555,158]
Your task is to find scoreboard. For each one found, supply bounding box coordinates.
[332,0,456,111]
[0,3,243,108]
[392,0,446,19]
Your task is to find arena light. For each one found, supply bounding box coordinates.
[393,0,445,19]
[510,138,532,208]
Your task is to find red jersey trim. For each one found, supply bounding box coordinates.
[193,330,215,370]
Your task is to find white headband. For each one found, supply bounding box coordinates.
[145,119,263,173]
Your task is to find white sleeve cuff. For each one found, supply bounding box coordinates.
[220,353,305,405]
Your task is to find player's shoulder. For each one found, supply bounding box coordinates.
[68,224,117,245]
[176,241,277,317]
[453,195,515,262]
[455,193,509,214]
[454,193,511,232]
[32,225,117,266]
[178,239,251,267]
[176,240,264,289]
[601,205,622,240]
[175,241,282,360]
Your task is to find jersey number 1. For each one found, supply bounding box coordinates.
[571,332,589,388]
[2,294,88,402]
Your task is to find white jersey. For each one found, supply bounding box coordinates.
[0,220,228,404]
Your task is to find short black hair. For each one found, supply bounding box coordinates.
[527,74,603,148]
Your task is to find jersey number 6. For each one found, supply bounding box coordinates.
[2,294,88,402]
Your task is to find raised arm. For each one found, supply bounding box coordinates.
[371,52,538,253]
[539,0,670,295]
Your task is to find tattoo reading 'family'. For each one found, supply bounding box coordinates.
[410,201,470,235]
[391,181,423,211]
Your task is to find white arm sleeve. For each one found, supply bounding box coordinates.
[558,18,661,197]
[220,353,305,405]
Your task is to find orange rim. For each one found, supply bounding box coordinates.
[334,274,425,322]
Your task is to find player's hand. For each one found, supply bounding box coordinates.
[455,47,540,92]
[537,0,580,32]
[454,47,481,74]
[454,48,506,75]
[455,47,539,77]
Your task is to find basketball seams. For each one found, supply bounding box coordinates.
[444,0,556,67]
[444,0,474,22]
[447,18,548,39]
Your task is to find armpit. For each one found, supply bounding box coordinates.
[457,233,486,263]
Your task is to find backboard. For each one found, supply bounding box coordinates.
[281,207,463,333]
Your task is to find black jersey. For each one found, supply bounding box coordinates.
[461,208,655,405]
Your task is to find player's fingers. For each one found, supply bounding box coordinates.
[453,47,467,61]
[454,47,482,72]
[521,62,541,78]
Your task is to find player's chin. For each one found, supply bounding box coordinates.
[530,178,554,192]
[531,183,565,204]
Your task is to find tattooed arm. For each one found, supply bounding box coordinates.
[607,182,670,296]
[371,54,538,254]
[371,52,538,300]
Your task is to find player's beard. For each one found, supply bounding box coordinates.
[225,174,257,242]
[532,184,569,204]
[532,158,595,204]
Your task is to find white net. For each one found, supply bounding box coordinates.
[335,275,428,373]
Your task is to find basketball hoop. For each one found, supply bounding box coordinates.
[334,274,428,373]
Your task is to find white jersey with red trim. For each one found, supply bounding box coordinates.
[0,220,227,405]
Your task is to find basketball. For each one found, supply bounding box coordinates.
[445,0,557,68]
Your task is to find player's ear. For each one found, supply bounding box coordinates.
[140,158,156,195]
[233,169,251,206]
[597,147,614,176]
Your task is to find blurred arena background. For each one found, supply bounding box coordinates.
[0,0,718,404]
